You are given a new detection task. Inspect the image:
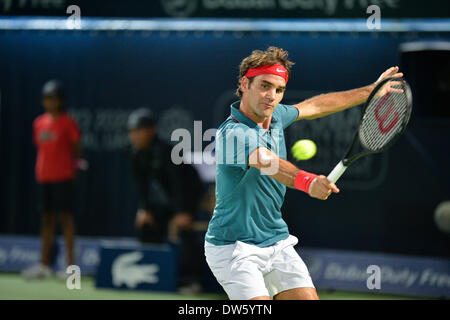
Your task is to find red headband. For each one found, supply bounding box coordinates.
[244,64,288,83]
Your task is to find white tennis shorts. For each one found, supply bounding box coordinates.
[204,235,314,300]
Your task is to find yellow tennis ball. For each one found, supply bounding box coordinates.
[291,139,317,161]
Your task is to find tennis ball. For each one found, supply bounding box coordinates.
[434,201,450,234]
[291,139,317,161]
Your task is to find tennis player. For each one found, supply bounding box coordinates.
[204,47,403,300]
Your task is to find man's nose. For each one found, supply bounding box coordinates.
[265,88,276,100]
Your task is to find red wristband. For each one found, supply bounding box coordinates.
[294,170,318,193]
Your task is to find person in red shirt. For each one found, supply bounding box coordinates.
[23,80,82,280]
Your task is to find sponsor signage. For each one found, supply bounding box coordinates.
[1,0,448,18]
[95,246,177,292]
[301,248,450,298]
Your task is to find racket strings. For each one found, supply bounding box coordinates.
[359,84,410,151]
[361,96,408,148]
[361,97,408,150]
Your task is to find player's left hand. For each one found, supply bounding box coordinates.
[374,66,404,97]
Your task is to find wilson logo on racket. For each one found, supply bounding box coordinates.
[327,77,412,184]
[374,93,399,134]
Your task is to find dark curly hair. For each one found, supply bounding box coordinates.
[236,46,294,97]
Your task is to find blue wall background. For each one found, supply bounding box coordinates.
[1,29,449,258]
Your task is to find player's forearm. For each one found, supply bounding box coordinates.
[296,84,374,120]
[249,147,338,199]
[263,157,299,189]
[249,148,305,189]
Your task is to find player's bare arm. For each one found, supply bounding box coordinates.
[249,147,339,200]
[294,66,404,120]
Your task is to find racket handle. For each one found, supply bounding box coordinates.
[327,161,348,183]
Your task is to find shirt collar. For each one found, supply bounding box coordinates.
[230,101,279,130]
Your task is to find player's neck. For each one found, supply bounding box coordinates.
[239,100,271,130]
[46,110,63,118]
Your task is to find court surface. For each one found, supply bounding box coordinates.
[0,273,432,300]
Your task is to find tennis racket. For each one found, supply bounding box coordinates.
[327,77,412,183]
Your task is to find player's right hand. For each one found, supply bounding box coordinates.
[308,175,340,200]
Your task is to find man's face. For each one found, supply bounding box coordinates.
[42,96,63,113]
[241,74,286,120]
[128,127,155,150]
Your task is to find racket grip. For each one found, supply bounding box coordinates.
[327,161,347,183]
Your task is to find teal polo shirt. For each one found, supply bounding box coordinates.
[205,101,299,247]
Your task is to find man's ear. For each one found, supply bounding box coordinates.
[241,76,249,94]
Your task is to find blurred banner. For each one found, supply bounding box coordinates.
[0,235,448,298]
[300,248,450,298]
[0,23,449,258]
[0,235,218,293]
[1,0,449,18]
